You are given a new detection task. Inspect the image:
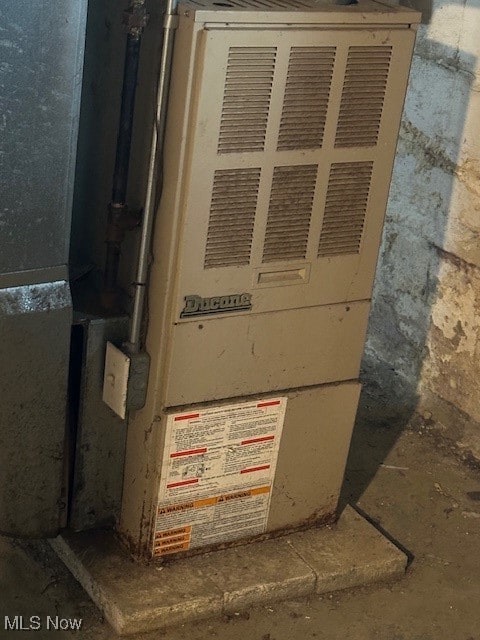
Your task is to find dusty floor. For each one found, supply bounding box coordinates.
[1,417,480,640]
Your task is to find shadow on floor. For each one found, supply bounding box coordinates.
[339,355,419,513]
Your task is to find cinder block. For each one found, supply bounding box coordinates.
[51,531,224,635]
[288,505,407,593]
[205,538,316,613]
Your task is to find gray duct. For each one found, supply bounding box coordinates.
[0,0,88,536]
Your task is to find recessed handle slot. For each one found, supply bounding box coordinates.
[257,268,307,285]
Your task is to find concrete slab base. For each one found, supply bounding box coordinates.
[50,506,407,636]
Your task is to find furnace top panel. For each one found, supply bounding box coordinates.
[178,0,421,25]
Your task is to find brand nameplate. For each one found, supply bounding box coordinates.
[180,293,252,318]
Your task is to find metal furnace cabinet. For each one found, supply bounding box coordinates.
[118,0,420,559]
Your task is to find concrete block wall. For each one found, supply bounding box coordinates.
[366,0,480,458]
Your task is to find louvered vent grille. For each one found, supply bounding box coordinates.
[278,47,335,151]
[204,168,261,269]
[218,47,276,154]
[318,161,373,257]
[335,46,392,148]
[263,165,317,263]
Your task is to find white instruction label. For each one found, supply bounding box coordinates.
[153,397,287,557]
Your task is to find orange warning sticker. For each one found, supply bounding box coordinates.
[155,534,189,547]
[154,526,191,540]
[155,541,190,556]
[250,486,270,496]
[157,502,194,515]
[193,496,217,509]
[154,526,192,553]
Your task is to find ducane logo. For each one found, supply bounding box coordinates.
[181,293,252,318]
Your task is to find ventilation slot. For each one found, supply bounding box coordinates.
[204,168,261,269]
[335,46,392,148]
[218,47,276,154]
[263,165,317,263]
[278,47,335,151]
[212,0,311,8]
[318,161,373,257]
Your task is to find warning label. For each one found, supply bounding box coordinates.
[153,397,287,556]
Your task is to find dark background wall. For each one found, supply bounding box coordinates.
[70,0,163,299]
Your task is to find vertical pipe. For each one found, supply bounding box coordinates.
[103,0,147,299]
[111,33,142,205]
[127,2,178,351]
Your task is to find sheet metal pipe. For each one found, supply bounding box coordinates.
[127,2,178,351]
[103,0,148,299]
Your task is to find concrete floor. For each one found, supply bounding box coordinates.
[1,417,480,640]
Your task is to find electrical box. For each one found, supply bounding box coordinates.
[118,0,420,559]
